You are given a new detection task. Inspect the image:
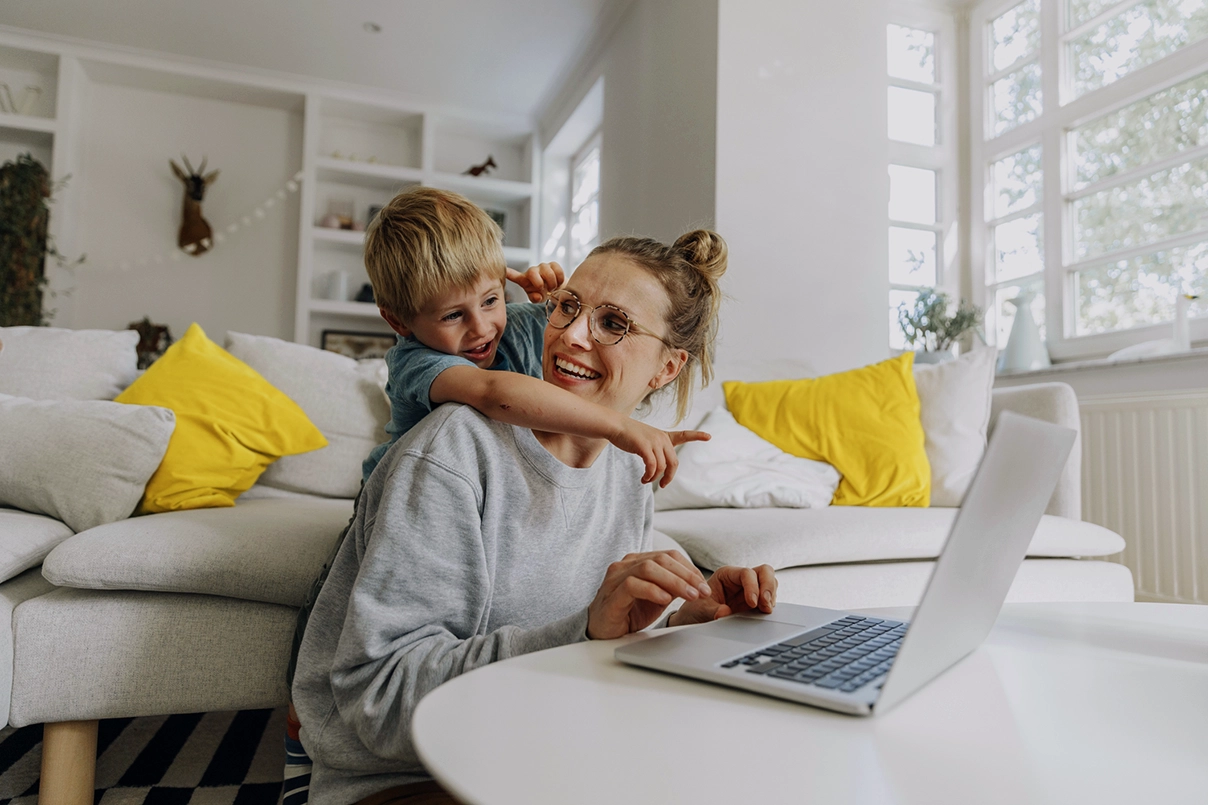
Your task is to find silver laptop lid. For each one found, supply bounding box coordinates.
[875,411,1075,713]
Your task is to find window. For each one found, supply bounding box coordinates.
[540,79,603,272]
[568,134,601,268]
[972,0,1208,359]
[887,12,959,350]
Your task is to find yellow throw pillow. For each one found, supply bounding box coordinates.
[723,353,930,507]
[116,323,327,513]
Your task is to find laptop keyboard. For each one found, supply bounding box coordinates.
[719,615,908,694]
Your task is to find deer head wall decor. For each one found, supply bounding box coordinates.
[170,155,219,256]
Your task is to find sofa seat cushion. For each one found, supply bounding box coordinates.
[772,558,1134,611]
[41,498,353,606]
[0,508,75,584]
[653,507,1125,571]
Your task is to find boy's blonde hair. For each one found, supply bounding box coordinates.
[364,187,505,322]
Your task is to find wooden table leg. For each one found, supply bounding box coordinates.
[40,720,97,805]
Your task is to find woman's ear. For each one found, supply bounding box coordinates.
[379,307,411,337]
[649,348,689,391]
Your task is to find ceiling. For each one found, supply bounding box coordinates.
[1,0,613,118]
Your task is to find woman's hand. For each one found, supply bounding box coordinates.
[669,565,778,626]
[507,262,565,302]
[587,551,713,640]
[610,418,710,487]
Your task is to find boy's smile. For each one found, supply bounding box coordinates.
[386,274,508,369]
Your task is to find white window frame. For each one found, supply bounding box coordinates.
[970,0,1208,360]
[889,5,961,349]
[568,129,602,269]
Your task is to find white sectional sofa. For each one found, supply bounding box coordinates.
[0,326,1131,801]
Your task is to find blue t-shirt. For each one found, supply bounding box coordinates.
[361,302,547,480]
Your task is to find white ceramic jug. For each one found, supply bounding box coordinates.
[998,290,1051,373]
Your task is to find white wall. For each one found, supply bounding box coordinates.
[63,79,301,340]
[542,0,718,247]
[714,0,891,378]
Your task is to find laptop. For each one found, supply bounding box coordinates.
[616,411,1076,716]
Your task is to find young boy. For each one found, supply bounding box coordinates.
[283,187,706,804]
[360,186,700,485]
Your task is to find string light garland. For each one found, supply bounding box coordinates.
[83,170,304,273]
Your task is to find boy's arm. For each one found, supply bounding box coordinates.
[429,365,708,487]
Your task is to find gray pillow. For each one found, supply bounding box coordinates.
[224,331,389,498]
[0,326,140,400]
[0,393,176,533]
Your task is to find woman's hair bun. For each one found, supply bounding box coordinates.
[673,229,728,281]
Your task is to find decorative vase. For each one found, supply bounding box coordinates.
[998,290,1050,373]
[1173,293,1200,352]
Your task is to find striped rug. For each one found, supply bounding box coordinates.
[0,707,287,804]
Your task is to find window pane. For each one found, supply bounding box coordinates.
[1073,71,1208,189]
[889,227,938,285]
[542,218,567,263]
[1071,0,1208,98]
[888,87,937,145]
[1069,0,1127,28]
[992,280,1046,346]
[992,0,1042,71]
[994,213,1044,282]
[569,200,598,266]
[1075,239,1208,334]
[992,144,1043,219]
[889,165,937,224]
[890,289,921,351]
[888,24,936,84]
[1073,154,1208,260]
[991,61,1043,136]
[571,147,600,212]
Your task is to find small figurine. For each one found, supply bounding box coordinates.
[355,283,376,303]
[127,317,174,369]
[464,155,497,177]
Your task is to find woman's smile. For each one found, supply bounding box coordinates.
[553,355,601,380]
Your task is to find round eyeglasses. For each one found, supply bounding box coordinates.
[544,290,672,347]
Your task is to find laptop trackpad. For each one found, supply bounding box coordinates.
[701,617,807,646]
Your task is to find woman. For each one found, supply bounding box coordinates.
[292,230,777,803]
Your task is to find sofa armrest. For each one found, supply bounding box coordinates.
[990,382,1081,520]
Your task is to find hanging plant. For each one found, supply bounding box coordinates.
[0,153,81,326]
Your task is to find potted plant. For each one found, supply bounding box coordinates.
[0,153,79,327]
[897,287,983,363]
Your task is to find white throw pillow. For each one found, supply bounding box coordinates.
[0,326,139,400]
[655,407,841,511]
[912,347,997,507]
[0,393,176,533]
[224,332,390,498]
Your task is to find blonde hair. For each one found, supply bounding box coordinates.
[589,230,728,423]
[364,187,505,322]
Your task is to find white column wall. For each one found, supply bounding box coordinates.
[714,0,890,378]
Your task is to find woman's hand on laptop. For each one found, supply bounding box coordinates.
[586,551,713,640]
[668,565,777,627]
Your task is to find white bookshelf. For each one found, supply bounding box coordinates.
[296,95,539,345]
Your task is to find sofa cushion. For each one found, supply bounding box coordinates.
[653,507,1125,571]
[0,509,75,586]
[225,331,389,499]
[913,348,996,507]
[0,394,176,533]
[723,354,930,507]
[0,326,139,401]
[772,558,1135,610]
[41,498,353,606]
[654,408,840,511]
[115,323,328,513]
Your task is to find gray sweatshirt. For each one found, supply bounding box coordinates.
[292,403,653,803]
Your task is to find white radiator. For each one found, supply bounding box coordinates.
[1080,391,1208,604]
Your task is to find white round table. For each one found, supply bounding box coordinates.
[412,602,1208,805]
